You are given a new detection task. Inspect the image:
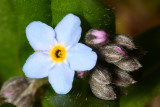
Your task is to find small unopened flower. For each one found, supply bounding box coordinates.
[90,65,111,85]
[112,69,136,87]
[85,29,108,46]
[77,71,87,78]
[23,14,97,94]
[100,45,126,63]
[115,34,136,49]
[89,80,116,100]
[0,77,33,107]
[89,65,116,100]
[114,57,142,72]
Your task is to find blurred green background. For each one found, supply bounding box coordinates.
[0,0,160,107]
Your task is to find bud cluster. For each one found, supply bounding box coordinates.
[85,29,142,100]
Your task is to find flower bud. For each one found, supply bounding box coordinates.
[90,65,111,85]
[115,34,136,49]
[114,57,142,72]
[100,45,126,63]
[89,65,116,100]
[0,77,30,104]
[14,94,33,107]
[77,71,88,78]
[0,77,47,107]
[112,69,136,87]
[85,29,108,47]
[89,82,117,100]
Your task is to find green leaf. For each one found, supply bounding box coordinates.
[81,0,115,34]
[0,0,53,84]
[120,26,160,107]
[14,0,52,67]
[42,79,119,107]
[0,0,53,83]
[0,0,22,83]
[0,103,16,107]
[51,0,115,35]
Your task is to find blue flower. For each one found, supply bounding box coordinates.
[23,14,97,94]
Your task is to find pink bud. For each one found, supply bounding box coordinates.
[91,30,108,44]
[115,34,136,49]
[114,57,142,72]
[85,29,108,47]
[100,45,126,63]
[77,71,87,78]
[112,46,126,56]
[112,69,136,87]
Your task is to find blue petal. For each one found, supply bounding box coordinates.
[26,21,56,51]
[70,43,92,52]
[23,52,53,78]
[55,14,82,46]
[48,63,75,94]
[68,43,97,71]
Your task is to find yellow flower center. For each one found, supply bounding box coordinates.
[50,45,67,63]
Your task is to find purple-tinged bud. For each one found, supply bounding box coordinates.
[100,45,126,63]
[115,34,136,49]
[0,77,30,104]
[14,94,33,107]
[77,71,88,78]
[89,65,116,100]
[90,65,112,85]
[85,29,108,47]
[112,69,136,87]
[0,77,48,107]
[91,30,107,44]
[114,57,142,72]
[89,82,117,100]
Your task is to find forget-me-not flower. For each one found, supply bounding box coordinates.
[23,14,97,94]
